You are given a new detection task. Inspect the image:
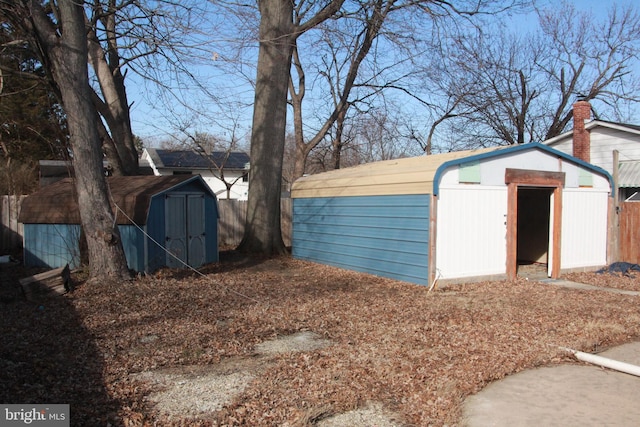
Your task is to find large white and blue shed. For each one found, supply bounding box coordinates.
[19,175,219,272]
[291,143,613,285]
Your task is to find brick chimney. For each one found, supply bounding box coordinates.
[572,100,591,162]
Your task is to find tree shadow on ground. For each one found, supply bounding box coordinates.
[0,263,120,426]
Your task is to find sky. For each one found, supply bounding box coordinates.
[125,0,640,147]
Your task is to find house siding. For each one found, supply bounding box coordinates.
[549,127,640,176]
[292,194,430,285]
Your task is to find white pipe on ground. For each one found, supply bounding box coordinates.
[560,347,640,377]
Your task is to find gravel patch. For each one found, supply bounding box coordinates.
[254,331,331,355]
[147,371,254,419]
[316,403,404,427]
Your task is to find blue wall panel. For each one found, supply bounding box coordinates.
[292,194,431,285]
[23,224,81,269]
[118,225,145,272]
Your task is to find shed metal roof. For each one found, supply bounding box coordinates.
[292,147,504,198]
[19,175,213,225]
[291,143,613,198]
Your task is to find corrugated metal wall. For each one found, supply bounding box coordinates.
[561,189,609,269]
[292,194,431,285]
[435,186,508,279]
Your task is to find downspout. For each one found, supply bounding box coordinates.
[561,347,640,377]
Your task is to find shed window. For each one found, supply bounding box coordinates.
[459,161,481,184]
[579,169,593,187]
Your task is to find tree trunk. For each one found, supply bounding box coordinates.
[87,25,139,176]
[238,0,294,255]
[28,0,131,282]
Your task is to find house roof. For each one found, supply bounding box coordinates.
[544,120,640,146]
[291,142,613,199]
[19,175,214,225]
[145,148,250,170]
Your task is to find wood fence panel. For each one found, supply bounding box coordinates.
[216,199,291,248]
[620,201,640,264]
[217,200,247,247]
[1,195,26,254]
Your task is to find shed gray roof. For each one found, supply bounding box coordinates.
[19,175,211,225]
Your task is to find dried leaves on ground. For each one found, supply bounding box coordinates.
[2,254,640,426]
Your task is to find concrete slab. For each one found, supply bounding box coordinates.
[538,279,640,296]
[462,342,640,426]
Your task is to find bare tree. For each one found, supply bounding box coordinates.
[429,1,640,149]
[5,0,130,282]
[238,0,345,256]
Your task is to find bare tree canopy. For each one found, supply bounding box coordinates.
[421,1,640,150]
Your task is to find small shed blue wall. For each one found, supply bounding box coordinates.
[23,224,82,269]
[119,225,146,272]
[292,194,431,285]
[24,224,145,271]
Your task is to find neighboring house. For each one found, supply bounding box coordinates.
[141,148,250,200]
[544,100,640,201]
[19,175,219,272]
[291,142,612,286]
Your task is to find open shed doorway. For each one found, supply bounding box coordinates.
[516,187,553,279]
[505,168,564,280]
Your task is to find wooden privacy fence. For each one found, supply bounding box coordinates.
[1,195,292,254]
[1,195,26,254]
[620,201,640,264]
[217,199,292,247]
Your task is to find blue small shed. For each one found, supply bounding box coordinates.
[18,175,219,272]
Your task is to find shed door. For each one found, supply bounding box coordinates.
[165,193,206,268]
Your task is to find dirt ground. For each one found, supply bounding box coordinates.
[2,253,640,426]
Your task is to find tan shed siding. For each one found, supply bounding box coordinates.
[560,189,609,269]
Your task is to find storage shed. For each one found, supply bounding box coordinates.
[19,175,219,272]
[291,142,613,285]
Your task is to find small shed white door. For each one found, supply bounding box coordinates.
[165,194,206,268]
